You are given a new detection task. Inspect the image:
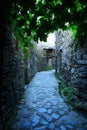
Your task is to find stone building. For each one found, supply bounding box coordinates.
[37,40,55,71]
[55,30,87,109]
[0,2,37,129]
[55,30,73,84]
[70,41,87,102]
[37,46,55,71]
[43,47,55,68]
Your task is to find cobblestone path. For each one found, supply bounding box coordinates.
[10,70,87,130]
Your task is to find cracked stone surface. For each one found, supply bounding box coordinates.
[9,70,87,130]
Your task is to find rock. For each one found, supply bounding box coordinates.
[66,125,73,129]
[47,109,52,114]
[60,125,66,130]
[34,126,46,130]
[58,110,64,115]
[69,111,78,117]
[59,115,78,124]
[58,98,64,102]
[41,119,48,125]
[52,113,59,119]
[77,66,87,72]
[38,108,47,113]
[77,60,87,65]
[51,100,58,105]
[32,115,40,125]
[22,112,33,118]
[43,113,52,122]
[19,120,30,129]
[49,123,55,129]
[69,121,80,126]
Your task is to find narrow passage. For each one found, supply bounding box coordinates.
[10,70,87,130]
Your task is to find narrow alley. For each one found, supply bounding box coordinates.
[1,1,87,130]
[9,70,87,130]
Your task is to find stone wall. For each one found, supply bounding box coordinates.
[28,41,37,80]
[55,30,73,85]
[71,41,87,101]
[0,24,37,129]
[55,30,87,105]
[0,1,37,129]
[0,24,25,129]
[24,41,37,84]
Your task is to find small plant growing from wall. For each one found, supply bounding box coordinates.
[45,66,54,71]
[55,73,74,103]
[62,87,74,103]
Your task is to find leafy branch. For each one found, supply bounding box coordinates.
[10,0,87,48]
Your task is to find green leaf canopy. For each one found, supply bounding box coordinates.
[6,0,87,44]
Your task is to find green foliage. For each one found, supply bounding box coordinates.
[75,103,83,110]
[60,82,74,103]
[9,0,87,48]
[55,74,74,103]
[62,87,74,103]
[45,66,54,71]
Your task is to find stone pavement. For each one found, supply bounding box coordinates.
[10,70,87,130]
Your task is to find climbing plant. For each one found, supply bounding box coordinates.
[9,0,87,46]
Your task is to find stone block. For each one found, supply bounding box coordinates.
[52,113,59,119]
[38,108,47,113]
[43,113,52,122]
[77,60,87,64]
[32,115,40,125]
[49,123,55,129]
